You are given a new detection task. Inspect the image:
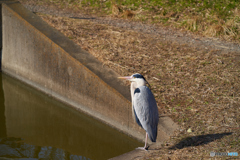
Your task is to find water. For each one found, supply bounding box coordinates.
[0,73,143,160]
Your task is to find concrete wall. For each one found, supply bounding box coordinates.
[1,0,177,143]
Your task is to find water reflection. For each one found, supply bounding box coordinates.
[0,137,90,160]
[0,73,142,159]
[0,74,6,138]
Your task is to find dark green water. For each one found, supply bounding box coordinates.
[0,73,142,160]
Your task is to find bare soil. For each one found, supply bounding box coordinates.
[20,1,240,159]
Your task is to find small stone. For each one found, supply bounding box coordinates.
[187,128,192,133]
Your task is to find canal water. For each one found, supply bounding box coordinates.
[0,73,143,160]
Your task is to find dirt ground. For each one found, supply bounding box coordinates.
[20,1,239,159]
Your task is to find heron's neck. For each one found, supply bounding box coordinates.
[130,80,146,100]
[130,83,135,101]
[130,80,146,120]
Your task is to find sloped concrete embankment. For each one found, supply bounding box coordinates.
[1,0,178,151]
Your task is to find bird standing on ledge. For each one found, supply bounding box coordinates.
[119,73,159,150]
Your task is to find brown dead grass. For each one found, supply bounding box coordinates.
[111,4,135,18]
[19,0,240,43]
[37,13,240,159]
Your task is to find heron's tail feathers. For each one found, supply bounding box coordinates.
[147,125,158,142]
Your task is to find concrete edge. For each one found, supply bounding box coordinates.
[2,1,132,102]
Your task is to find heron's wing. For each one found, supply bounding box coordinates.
[133,106,142,128]
[133,86,159,142]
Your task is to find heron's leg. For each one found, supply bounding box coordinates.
[136,132,149,151]
[144,133,148,149]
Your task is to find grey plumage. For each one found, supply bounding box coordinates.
[133,86,159,142]
[118,73,159,150]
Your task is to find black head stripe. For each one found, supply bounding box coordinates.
[132,73,151,90]
[132,73,146,81]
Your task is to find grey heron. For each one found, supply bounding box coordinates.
[119,73,159,150]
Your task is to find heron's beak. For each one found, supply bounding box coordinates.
[118,76,132,80]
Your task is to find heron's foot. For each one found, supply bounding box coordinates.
[136,146,149,151]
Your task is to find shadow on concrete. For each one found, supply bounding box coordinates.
[170,132,232,150]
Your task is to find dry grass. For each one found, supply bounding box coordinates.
[37,13,240,159]
[19,0,240,43]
